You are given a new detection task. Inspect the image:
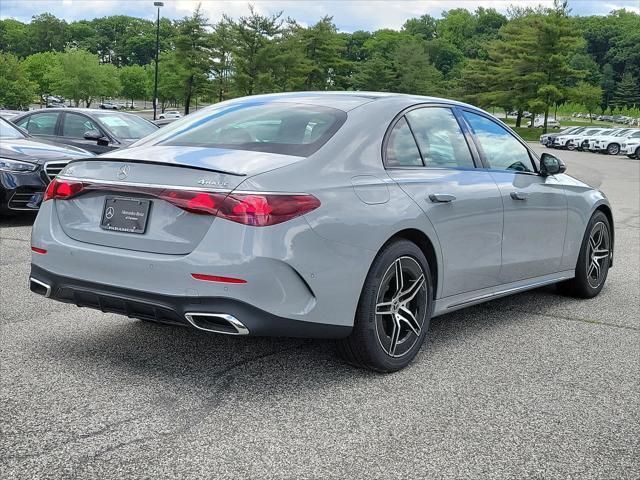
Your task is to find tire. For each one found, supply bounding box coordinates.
[606,143,620,155]
[567,143,575,151]
[336,239,433,372]
[557,211,611,298]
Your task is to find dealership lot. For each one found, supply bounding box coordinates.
[1,146,638,479]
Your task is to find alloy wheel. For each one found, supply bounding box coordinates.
[374,256,427,358]
[607,144,620,155]
[586,221,610,289]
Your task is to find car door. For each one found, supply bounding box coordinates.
[15,112,62,144]
[460,110,567,283]
[384,105,504,298]
[60,112,114,154]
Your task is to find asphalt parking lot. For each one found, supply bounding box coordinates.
[1,145,638,479]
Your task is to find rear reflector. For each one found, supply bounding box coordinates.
[191,273,247,284]
[31,246,47,254]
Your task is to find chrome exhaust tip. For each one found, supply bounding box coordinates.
[29,277,51,297]
[184,313,249,335]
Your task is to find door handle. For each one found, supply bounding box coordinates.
[429,193,456,203]
[510,191,529,201]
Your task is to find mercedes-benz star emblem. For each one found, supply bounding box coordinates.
[117,164,130,179]
[105,206,115,219]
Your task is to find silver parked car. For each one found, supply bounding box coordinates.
[29,92,614,372]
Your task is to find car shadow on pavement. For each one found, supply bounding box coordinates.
[0,212,37,227]
[33,284,580,391]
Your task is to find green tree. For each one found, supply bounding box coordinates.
[22,51,59,107]
[49,49,119,107]
[393,38,442,95]
[210,18,235,102]
[0,53,35,109]
[28,13,68,54]
[600,63,616,111]
[231,6,283,96]
[174,6,211,114]
[119,64,146,105]
[568,81,603,121]
[0,19,30,58]
[612,71,640,109]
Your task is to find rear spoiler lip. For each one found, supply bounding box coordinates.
[64,157,247,177]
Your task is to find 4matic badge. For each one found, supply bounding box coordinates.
[198,178,229,187]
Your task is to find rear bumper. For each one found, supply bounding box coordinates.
[29,264,351,339]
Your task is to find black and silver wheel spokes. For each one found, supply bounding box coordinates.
[375,257,427,358]
[586,221,610,288]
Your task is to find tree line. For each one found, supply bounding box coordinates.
[1,2,639,128]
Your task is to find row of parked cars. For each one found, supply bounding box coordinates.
[572,112,639,125]
[0,107,164,214]
[540,126,640,158]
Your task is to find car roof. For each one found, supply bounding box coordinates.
[18,108,133,115]
[218,91,483,113]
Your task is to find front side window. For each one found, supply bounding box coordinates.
[405,108,474,168]
[137,102,346,157]
[20,112,60,136]
[385,117,423,167]
[63,113,100,138]
[462,111,535,173]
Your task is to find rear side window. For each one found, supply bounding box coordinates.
[385,117,423,167]
[20,112,60,136]
[405,108,474,168]
[148,103,347,157]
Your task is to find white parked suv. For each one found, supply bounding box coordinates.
[589,129,635,155]
[620,131,640,158]
[567,128,615,151]
[555,127,607,150]
[159,110,182,120]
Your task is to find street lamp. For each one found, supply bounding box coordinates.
[153,1,164,121]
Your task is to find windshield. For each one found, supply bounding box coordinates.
[0,117,26,139]
[136,102,347,157]
[614,130,630,137]
[94,113,157,140]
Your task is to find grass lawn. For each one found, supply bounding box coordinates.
[511,127,544,141]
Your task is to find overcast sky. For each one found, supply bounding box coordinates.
[2,1,639,31]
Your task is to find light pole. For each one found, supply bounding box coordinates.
[153,1,164,121]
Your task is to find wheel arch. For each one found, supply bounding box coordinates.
[381,228,439,300]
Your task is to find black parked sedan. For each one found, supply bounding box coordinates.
[11,108,158,154]
[0,117,93,214]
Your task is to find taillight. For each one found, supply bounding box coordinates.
[218,193,320,226]
[44,178,85,201]
[159,190,226,215]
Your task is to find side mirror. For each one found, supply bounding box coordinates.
[540,153,566,176]
[83,130,103,141]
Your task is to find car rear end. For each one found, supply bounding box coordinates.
[29,98,370,338]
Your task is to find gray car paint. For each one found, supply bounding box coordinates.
[31,92,612,333]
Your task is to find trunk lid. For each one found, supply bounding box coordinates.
[54,159,248,255]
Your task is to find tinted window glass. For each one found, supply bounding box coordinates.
[463,111,535,172]
[23,112,59,136]
[405,108,474,168]
[139,103,346,157]
[93,113,157,140]
[63,113,100,138]
[386,117,422,167]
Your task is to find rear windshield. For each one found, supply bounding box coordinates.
[140,102,347,157]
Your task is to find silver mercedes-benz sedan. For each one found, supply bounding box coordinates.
[29,92,614,372]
